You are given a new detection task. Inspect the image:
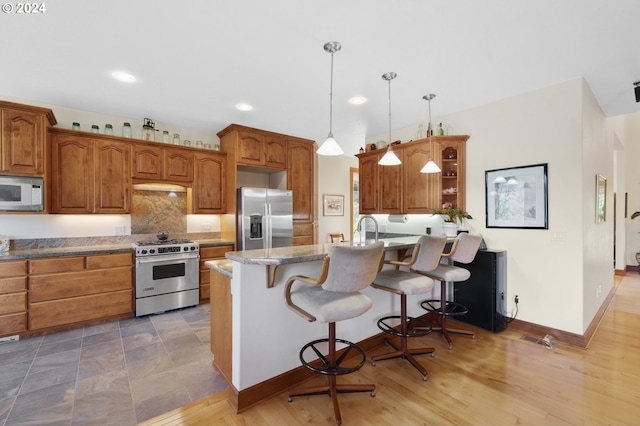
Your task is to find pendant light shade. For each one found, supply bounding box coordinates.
[317,41,344,156]
[378,72,401,166]
[420,94,441,174]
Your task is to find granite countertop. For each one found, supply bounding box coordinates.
[204,259,233,278]
[0,238,235,261]
[226,236,423,266]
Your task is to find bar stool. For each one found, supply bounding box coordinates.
[285,241,384,426]
[370,235,447,380]
[418,233,483,349]
[330,232,345,243]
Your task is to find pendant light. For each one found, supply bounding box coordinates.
[420,94,441,173]
[378,72,402,166]
[316,41,344,156]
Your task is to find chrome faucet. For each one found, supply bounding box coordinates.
[356,215,378,243]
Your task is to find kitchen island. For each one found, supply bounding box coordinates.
[205,236,441,412]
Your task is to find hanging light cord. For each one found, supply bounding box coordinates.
[428,97,433,159]
[328,50,335,138]
[387,77,392,145]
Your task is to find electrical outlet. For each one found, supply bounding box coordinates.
[515,295,519,304]
[114,225,126,236]
[201,223,212,231]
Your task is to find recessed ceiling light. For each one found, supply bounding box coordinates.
[349,96,367,105]
[235,103,253,111]
[111,71,136,83]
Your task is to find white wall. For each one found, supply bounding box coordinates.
[611,112,640,266]
[317,155,358,242]
[2,95,218,145]
[365,78,606,335]
[580,79,615,327]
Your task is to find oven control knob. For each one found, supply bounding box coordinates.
[150,249,155,254]
[190,246,196,251]
[141,249,147,255]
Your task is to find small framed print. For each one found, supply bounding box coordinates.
[323,194,344,216]
[596,174,606,223]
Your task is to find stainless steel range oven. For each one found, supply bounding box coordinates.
[132,239,200,316]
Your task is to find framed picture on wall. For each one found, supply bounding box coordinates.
[323,194,344,216]
[485,163,548,229]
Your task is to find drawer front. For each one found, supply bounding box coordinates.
[30,289,133,330]
[199,269,210,285]
[200,284,210,301]
[0,260,27,278]
[0,292,27,315]
[30,256,85,275]
[85,253,132,270]
[200,245,233,260]
[0,276,27,294]
[30,267,133,302]
[0,312,27,335]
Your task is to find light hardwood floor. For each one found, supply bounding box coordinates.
[140,274,640,425]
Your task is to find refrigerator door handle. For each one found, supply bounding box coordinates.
[265,203,272,249]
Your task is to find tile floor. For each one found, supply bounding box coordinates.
[0,303,228,425]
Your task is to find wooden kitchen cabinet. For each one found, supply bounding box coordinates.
[360,149,404,215]
[29,252,133,331]
[50,129,131,214]
[0,100,56,176]
[132,143,195,184]
[219,125,287,170]
[218,123,317,244]
[287,137,317,245]
[0,260,28,337]
[191,152,227,214]
[198,245,234,302]
[357,135,468,214]
[210,267,232,383]
[164,147,193,182]
[132,144,163,180]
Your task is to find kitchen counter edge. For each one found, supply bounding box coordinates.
[225,238,422,266]
[0,239,235,260]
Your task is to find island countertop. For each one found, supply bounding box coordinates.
[225,236,422,265]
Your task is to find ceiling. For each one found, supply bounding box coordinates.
[2,0,640,156]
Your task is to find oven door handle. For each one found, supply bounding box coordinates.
[135,252,200,264]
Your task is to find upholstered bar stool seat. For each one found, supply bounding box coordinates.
[285,241,385,426]
[419,232,483,350]
[370,235,447,380]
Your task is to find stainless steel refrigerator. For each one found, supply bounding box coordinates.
[236,187,293,250]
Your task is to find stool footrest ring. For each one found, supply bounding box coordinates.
[299,338,367,376]
[376,315,432,338]
[420,299,468,317]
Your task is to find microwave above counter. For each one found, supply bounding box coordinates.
[0,175,44,212]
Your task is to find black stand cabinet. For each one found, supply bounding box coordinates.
[453,249,507,333]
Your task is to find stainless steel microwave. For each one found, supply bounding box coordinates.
[0,175,44,212]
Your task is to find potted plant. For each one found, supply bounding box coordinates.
[431,207,473,236]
